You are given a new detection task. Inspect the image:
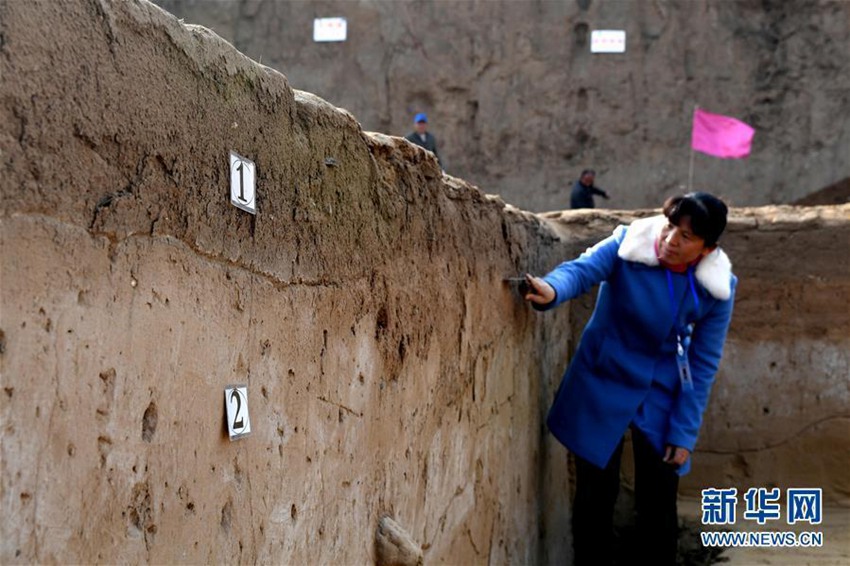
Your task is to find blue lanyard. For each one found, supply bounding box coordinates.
[666,268,700,328]
[667,268,700,392]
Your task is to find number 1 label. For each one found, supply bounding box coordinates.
[224,385,252,440]
[229,151,256,215]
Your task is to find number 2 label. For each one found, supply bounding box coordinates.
[225,385,251,440]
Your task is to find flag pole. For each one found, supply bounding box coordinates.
[688,146,695,191]
[688,104,698,190]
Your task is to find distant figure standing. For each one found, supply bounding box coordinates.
[405,113,442,168]
[570,169,610,209]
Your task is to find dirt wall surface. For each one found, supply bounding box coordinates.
[153,0,850,212]
[0,0,577,563]
[2,0,850,565]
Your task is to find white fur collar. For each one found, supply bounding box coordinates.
[617,215,733,300]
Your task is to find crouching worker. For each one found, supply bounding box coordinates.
[525,192,736,565]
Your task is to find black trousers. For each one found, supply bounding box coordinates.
[572,427,680,566]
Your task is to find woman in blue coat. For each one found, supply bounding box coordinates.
[525,192,735,565]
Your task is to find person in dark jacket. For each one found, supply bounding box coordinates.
[570,169,610,209]
[404,113,442,168]
[524,192,735,565]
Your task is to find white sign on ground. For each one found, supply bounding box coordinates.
[225,385,252,440]
[229,151,256,215]
[313,18,347,42]
[591,30,626,53]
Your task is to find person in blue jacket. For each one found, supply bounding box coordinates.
[524,192,735,565]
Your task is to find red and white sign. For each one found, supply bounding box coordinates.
[313,18,347,42]
[591,30,626,53]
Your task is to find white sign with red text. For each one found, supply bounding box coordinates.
[591,30,626,53]
[313,18,347,42]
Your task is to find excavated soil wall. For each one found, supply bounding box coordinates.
[1,1,573,563]
[1,1,848,564]
[154,0,850,212]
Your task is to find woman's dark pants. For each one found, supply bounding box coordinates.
[572,428,680,565]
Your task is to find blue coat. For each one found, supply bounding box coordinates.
[537,215,736,476]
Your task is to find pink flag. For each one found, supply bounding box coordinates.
[691,108,755,159]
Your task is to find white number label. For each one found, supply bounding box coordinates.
[229,151,256,215]
[224,385,251,440]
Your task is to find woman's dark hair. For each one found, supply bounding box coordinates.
[662,192,728,247]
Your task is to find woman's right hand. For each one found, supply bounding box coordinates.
[524,273,556,306]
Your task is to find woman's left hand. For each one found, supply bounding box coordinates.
[663,445,691,467]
